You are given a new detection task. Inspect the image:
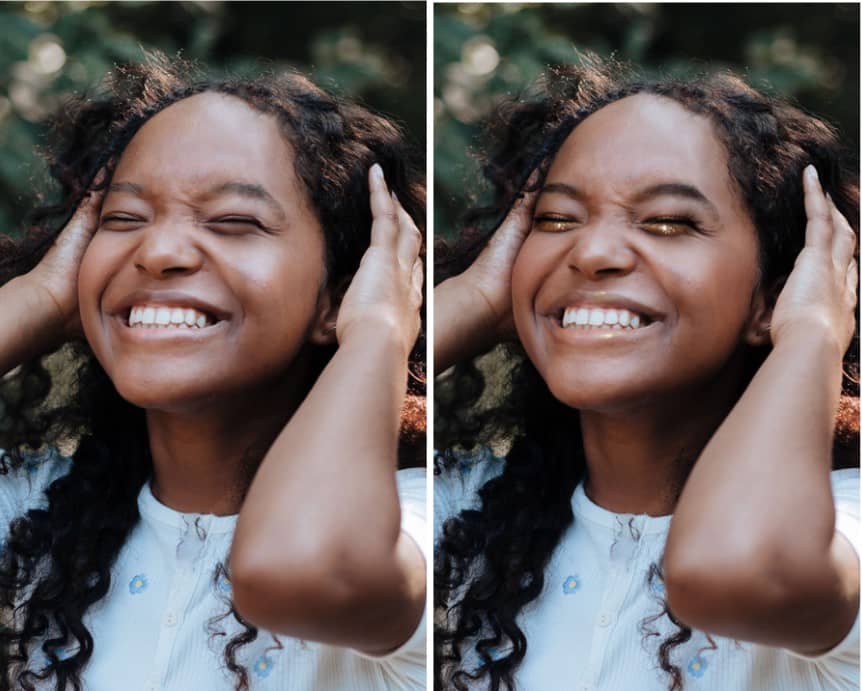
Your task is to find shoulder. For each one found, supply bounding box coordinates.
[433,446,506,541]
[0,446,72,537]
[395,466,427,557]
[783,469,860,682]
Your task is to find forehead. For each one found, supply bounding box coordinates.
[111,92,304,203]
[546,93,738,205]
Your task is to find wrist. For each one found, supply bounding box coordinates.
[772,323,846,363]
[338,317,415,361]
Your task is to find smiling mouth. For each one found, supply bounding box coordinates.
[124,304,221,329]
[555,306,655,330]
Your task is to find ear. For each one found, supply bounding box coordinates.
[743,277,784,347]
[308,275,352,346]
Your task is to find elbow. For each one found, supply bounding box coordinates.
[663,538,828,637]
[229,534,412,639]
[229,540,363,634]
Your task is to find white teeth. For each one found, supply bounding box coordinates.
[155,307,171,325]
[560,306,649,330]
[125,304,216,329]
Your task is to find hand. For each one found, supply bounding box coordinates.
[26,184,105,341]
[335,164,423,356]
[770,165,857,353]
[453,179,538,342]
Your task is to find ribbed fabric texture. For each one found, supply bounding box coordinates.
[435,447,859,690]
[0,448,427,690]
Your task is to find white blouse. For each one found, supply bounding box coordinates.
[1,447,427,690]
[435,447,859,691]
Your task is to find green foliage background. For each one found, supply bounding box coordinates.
[0,1,425,237]
[435,3,860,238]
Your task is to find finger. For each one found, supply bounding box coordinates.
[58,187,106,250]
[828,195,858,269]
[411,255,424,301]
[802,165,832,250]
[393,193,423,267]
[847,258,859,301]
[489,179,540,254]
[368,163,398,248]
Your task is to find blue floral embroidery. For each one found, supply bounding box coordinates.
[253,654,274,678]
[651,576,666,596]
[216,572,232,595]
[128,574,148,595]
[687,655,707,678]
[562,575,581,594]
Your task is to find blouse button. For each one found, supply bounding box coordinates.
[164,612,177,627]
[597,612,612,627]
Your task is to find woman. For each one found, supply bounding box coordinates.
[435,60,858,691]
[0,55,426,690]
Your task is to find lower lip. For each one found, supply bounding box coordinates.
[546,316,661,344]
[111,315,229,343]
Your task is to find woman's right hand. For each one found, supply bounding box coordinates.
[25,187,104,341]
[435,185,537,373]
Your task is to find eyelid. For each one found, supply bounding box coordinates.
[532,214,581,232]
[211,215,263,225]
[640,217,700,236]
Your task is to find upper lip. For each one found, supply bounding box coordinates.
[545,291,665,323]
[109,289,232,322]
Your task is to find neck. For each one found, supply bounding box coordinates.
[146,356,316,516]
[579,354,750,516]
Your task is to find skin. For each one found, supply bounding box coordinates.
[435,93,858,654]
[1,92,425,653]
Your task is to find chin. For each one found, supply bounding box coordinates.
[538,360,669,414]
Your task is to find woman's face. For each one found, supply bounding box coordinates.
[79,92,332,412]
[511,93,766,413]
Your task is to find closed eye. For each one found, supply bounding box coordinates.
[207,216,268,232]
[640,217,702,236]
[532,215,581,233]
[100,214,144,230]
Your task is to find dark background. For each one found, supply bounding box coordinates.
[435,3,860,238]
[0,1,425,236]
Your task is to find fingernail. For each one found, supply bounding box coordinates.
[371,163,384,181]
[805,164,819,182]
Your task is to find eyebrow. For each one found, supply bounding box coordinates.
[108,180,286,220]
[209,181,286,220]
[541,181,719,217]
[631,182,717,215]
[108,181,144,195]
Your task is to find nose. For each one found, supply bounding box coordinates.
[565,220,637,280]
[132,221,204,278]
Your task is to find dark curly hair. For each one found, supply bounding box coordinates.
[435,59,859,691]
[0,53,426,691]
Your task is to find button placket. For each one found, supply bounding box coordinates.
[149,516,210,688]
[581,516,648,690]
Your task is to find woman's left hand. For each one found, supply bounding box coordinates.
[770,165,858,353]
[336,163,424,356]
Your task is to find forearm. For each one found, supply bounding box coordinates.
[665,332,856,648]
[435,275,500,373]
[231,330,423,649]
[0,274,64,376]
